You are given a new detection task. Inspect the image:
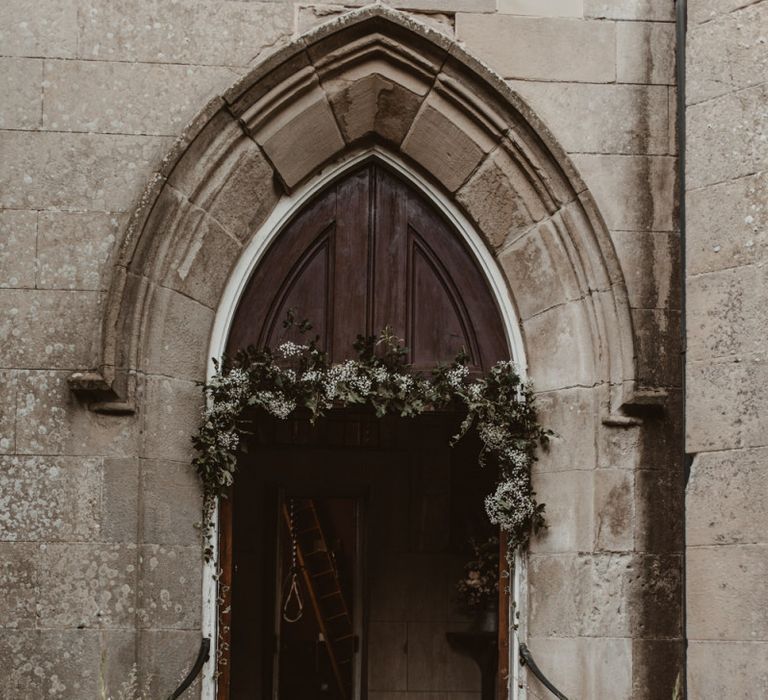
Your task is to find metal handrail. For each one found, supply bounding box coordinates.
[166,637,211,700]
[519,643,569,700]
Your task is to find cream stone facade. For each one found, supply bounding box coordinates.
[0,0,764,698]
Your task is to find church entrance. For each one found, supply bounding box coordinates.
[217,162,512,699]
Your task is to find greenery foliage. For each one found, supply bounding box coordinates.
[192,318,549,559]
[456,536,500,611]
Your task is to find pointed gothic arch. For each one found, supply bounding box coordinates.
[63,6,663,699]
[70,4,639,421]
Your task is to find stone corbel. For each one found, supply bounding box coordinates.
[68,370,136,415]
[604,384,669,427]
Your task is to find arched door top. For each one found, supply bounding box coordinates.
[227,162,508,371]
[70,3,639,420]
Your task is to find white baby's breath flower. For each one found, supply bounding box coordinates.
[277,341,308,358]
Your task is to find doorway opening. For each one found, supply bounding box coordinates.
[215,159,516,699]
[223,409,499,699]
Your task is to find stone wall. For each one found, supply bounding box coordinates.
[685,0,768,696]
[0,1,682,699]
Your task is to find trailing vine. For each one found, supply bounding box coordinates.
[192,318,549,560]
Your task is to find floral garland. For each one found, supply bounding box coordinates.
[192,322,549,559]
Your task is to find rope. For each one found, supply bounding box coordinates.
[282,498,304,623]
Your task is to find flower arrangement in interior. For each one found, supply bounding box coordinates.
[192,312,550,560]
[456,536,501,632]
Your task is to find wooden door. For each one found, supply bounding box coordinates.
[227,163,508,371]
[221,162,512,699]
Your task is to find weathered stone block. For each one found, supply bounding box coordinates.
[0,543,38,629]
[632,308,681,387]
[0,629,134,700]
[687,640,768,698]
[688,3,768,104]
[530,552,682,638]
[37,211,121,291]
[0,0,77,58]
[688,0,753,24]
[593,469,634,552]
[126,186,195,281]
[617,21,676,85]
[0,209,37,289]
[96,631,138,700]
[686,172,768,275]
[687,544,768,641]
[526,636,633,699]
[0,630,40,698]
[456,149,542,249]
[573,154,677,231]
[528,553,593,636]
[0,289,100,369]
[455,14,616,82]
[498,0,583,17]
[686,359,768,452]
[688,264,768,362]
[367,622,407,691]
[498,218,583,319]
[43,59,237,136]
[0,371,17,454]
[14,370,138,457]
[0,131,171,211]
[0,630,86,698]
[585,0,674,20]
[142,287,213,381]
[0,58,42,130]
[687,448,768,547]
[167,111,282,240]
[141,375,203,462]
[38,543,138,628]
[162,206,242,310]
[324,73,425,146]
[508,81,671,155]
[522,300,596,392]
[632,638,685,699]
[533,387,598,473]
[635,467,685,553]
[687,83,768,190]
[345,0,495,10]
[141,459,202,546]
[137,544,202,629]
[138,629,203,698]
[530,470,594,553]
[102,457,139,543]
[595,553,682,639]
[402,101,490,192]
[76,0,293,66]
[0,456,101,542]
[260,97,344,188]
[611,230,680,309]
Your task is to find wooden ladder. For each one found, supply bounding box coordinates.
[282,498,355,699]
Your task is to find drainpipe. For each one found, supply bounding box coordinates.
[675,0,688,697]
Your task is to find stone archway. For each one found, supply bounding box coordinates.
[69,6,681,699]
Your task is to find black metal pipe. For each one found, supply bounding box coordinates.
[166,637,211,700]
[675,0,689,697]
[519,643,569,700]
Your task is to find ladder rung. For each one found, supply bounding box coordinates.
[297,526,320,535]
[312,569,335,578]
[326,612,348,621]
[335,633,354,642]
[319,590,342,600]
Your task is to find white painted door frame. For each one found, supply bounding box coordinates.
[202,146,529,700]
